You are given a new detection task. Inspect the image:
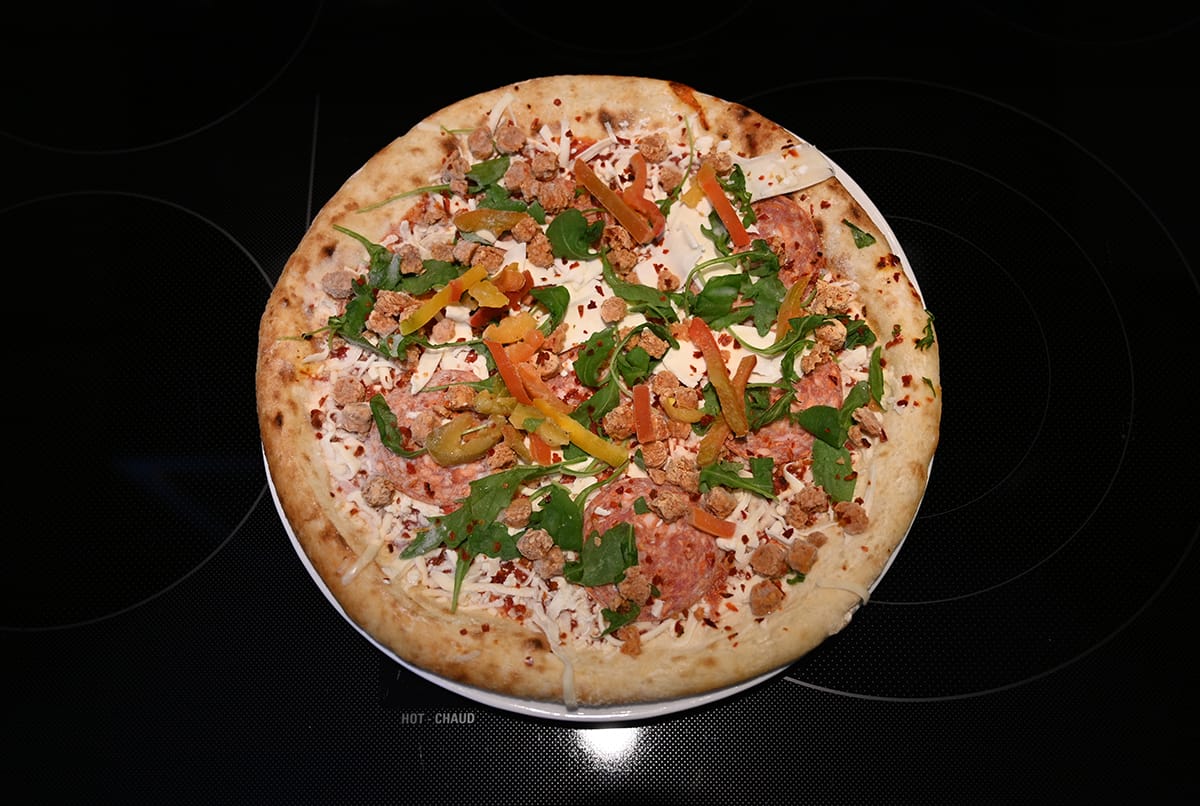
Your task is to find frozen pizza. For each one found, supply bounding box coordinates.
[256,75,941,708]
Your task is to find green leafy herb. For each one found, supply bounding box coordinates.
[546,208,603,260]
[573,327,619,388]
[916,310,936,350]
[843,219,877,248]
[369,394,425,458]
[402,464,560,560]
[869,346,884,405]
[563,522,638,587]
[600,251,679,322]
[601,601,641,636]
[529,285,570,334]
[699,457,777,500]
[842,318,877,351]
[796,381,872,501]
[527,484,583,553]
[354,184,451,214]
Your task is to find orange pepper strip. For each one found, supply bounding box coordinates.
[484,339,532,404]
[622,153,666,242]
[528,431,554,466]
[515,363,573,413]
[696,161,751,248]
[573,158,655,244]
[632,383,656,444]
[688,317,749,436]
[688,504,737,539]
[695,354,756,467]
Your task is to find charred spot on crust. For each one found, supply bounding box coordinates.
[523,636,548,654]
[273,412,284,429]
[669,82,707,130]
[320,241,336,259]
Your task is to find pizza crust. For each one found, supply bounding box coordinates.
[257,75,941,707]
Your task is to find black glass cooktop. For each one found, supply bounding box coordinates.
[3,2,1196,802]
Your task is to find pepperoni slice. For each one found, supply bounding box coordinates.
[734,359,843,466]
[751,195,826,288]
[375,369,492,508]
[584,478,729,620]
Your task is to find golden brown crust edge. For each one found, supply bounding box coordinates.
[256,75,941,707]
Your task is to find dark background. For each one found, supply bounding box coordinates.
[2,2,1196,803]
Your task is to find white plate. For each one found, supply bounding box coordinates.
[264,148,925,722]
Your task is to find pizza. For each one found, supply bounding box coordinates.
[256,75,941,708]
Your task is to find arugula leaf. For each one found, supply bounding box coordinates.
[699,457,777,500]
[466,521,521,560]
[563,522,638,587]
[842,318,877,351]
[466,157,510,192]
[796,381,872,501]
[811,440,856,502]
[572,378,621,431]
[546,208,603,260]
[843,219,877,249]
[529,285,570,334]
[574,327,618,388]
[869,346,884,404]
[600,251,679,322]
[369,394,425,458]
[527,484,583,553]
[614,345,651,386]
[601,601,641,636]
[916,310,936,350]
[401,464,559,559]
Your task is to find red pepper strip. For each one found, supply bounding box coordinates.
[696,161,751,248]
[632,383,656,444]
[688,317,748,436]
[622,153,666,242]
[484,339,531,404]
[574,158,655,244]
[688,504,737,539]
[528,431,554,466]
[504,327,545,364]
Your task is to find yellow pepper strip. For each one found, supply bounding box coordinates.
[573,158,655,245]
[688,317,748,436]
[532,398,629,467]
[467,279,509,309]
[482,310,538,343]
[453,208,531,235]
[661,394,706,424]
[400,264,488,335]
